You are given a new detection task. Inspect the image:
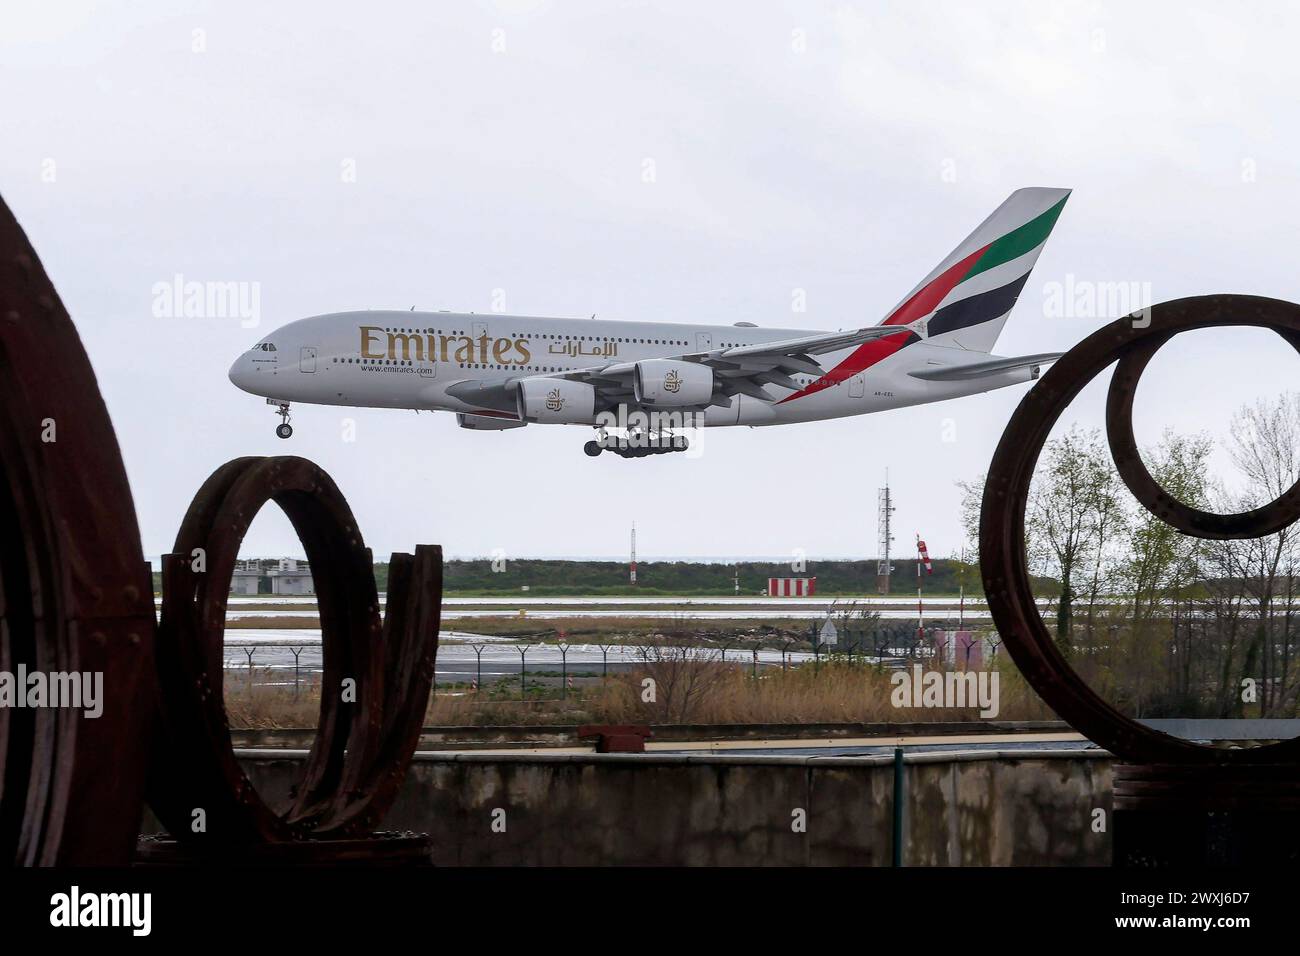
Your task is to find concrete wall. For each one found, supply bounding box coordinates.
[230,749,1113,866]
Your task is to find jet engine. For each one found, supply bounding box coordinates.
[515,378,597,423]
[632,359,714,407]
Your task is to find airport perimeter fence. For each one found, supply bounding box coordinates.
[222,620,1001,701]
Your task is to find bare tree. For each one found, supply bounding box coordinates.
[831,599,881,638]
[634,638,731,723]
[1225,393,1300,714]
[956,473,985,565]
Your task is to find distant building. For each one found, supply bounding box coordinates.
[230,562,260,596]
[227,557,313,596]
[269,557,314,595]
[767,576,816,597]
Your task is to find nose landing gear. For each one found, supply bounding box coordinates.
[271,401,293,439]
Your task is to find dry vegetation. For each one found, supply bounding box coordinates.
[226,615,322,629]
[224,656,1054,729]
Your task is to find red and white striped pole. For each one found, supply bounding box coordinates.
[916,537,924,641]
[915,535,932,642]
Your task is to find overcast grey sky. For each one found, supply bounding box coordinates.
[3,1,1299,563]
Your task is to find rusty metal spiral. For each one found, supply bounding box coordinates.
[980,294,1300,765]
[0,191,442,865]
[148,456,442,847]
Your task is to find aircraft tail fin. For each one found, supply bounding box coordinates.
[878,187,1070,353]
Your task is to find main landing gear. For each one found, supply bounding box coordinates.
[584,430,689,459]
[271,401,293,439]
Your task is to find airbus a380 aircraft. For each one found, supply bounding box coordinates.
[229,187,1069,457]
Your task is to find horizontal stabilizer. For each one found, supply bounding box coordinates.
[907,351,1063,382]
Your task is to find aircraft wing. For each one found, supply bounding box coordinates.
[446,325,913,411]
[551,324,914,405]
[717,325,912,359]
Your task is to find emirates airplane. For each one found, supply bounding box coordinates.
[229,187,1069,458]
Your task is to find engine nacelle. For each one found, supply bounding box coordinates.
[457,413,526,430]
[515,378,597,424]
[633,359,714,407]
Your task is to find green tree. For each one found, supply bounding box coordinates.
[1027,426,1125,649]
[1121,430,1212,624]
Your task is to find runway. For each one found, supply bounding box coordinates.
[228,607,988,621]
[223,631,834,684]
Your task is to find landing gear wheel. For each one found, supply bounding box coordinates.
[601,431,692,459]
[271,400,293,438]
[583,440,603,457]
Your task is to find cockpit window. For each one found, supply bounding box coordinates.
[251,342,277,352]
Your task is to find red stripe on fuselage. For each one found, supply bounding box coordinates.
[777,330,917,403]
[778,243,988,403]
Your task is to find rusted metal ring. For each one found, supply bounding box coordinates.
[1106,323,1300,539]
[150,456,441,846]
[0,196,156,865]
[980,294,1300,765]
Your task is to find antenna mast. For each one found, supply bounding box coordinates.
[877,471,895,594]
